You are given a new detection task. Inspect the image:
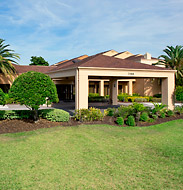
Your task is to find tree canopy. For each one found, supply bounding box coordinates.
[155,45,183,86]
[0,38,19,77]
[29,56,49,66]
[9,71,59,120]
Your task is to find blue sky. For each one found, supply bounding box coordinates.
[0,0,183,65]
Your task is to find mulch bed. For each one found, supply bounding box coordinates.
[0,115,183,134]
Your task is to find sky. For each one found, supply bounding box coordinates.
[0,0,183,65]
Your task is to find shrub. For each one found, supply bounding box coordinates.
[0,109,69,121]
[74,109,90,121]
[152,114,158,120]
[88,93,100,97]
[153,94,162,98]
[105,95,110,99]
[132,93,140,96]
[4,93,15,104]
[126,116,135,126]
[152,103,167,114]
[104,109,109,116]
[174,106,183,114]
[167,110,174,117]
[132,103,146,113]
[88,96,106,102]
[127,96,149,102]
[151,98,161,102]
[149,96,153,102]
[88,107,104,121]
[140,112,149,122]
[40,109,70,122]
[9,71,59,121]
[74,108,103,121]
[160,112,166,118]
[148,118,155,123]
[116,117,124,126]
[107,108,115,116]
[0,110,33,120]
[134,98,148,102]
[115,105,134,119]
[118,93,129,102]
[175,86,183,102]
[0,88,6,105]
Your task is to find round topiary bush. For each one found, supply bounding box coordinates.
[126,115,135,126]
[116,117,124,126]
[40,109,70,122]
[9,71,59,120]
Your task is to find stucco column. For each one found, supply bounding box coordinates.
[161,73,175,110]
[109,79,118,105]
[125,84,128,93]
[75,69,88,110]
[99,80,104,96]
[128,80,133,96]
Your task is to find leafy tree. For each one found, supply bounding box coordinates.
[155,45,183,85]
[0,88,6,105]
[29,56,49,66]
[0,38,20,77]
[9,71,59,120]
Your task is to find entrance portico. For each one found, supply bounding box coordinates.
[48,66,176,110]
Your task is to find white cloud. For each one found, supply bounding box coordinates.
[0,0,183,65]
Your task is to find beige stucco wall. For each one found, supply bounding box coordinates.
[133,78,161,96]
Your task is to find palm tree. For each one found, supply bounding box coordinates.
[0,38,20,77]
[155,45,183,85]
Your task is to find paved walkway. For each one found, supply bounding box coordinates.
[1,102,182,116]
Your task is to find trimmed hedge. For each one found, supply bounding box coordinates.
[40,109,70,122]
[0,109,70,122]
[88,93,109,102]
[0,110,33,120]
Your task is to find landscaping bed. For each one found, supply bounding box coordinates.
[0,114,183,134]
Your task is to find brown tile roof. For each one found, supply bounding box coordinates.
[49,54,171,72]
[13,64,57,74]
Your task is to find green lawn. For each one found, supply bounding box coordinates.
[0,120,183,190]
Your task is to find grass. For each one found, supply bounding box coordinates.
[0,120,183,189]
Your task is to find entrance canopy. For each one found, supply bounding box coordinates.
[47,54,176,110]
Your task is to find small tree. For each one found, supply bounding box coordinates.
[9,71,59,120]
[0,88,6,106]
[29,56,49,66]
